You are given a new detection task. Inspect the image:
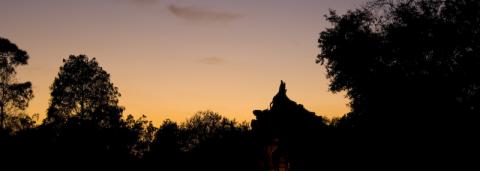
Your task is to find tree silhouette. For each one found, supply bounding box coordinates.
[317,0,480,132]
[186,111,255,171]
[315,0,480,167]
[0,37,33,132]
[145,111,256,171]
[145,119,181,169]
[45,54,123,128]
[122,114,156,158]
[36,54,147,164]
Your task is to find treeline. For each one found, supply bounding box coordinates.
[2,0,480,169]
[2,110,256,170]
[0,48,258,169]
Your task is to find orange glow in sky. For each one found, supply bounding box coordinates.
[1,0,364,125]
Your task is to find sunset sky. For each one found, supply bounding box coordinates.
[1,0,364,125]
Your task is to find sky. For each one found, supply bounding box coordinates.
[1,0,365,125]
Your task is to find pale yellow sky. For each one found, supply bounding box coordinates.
[1,0,363,125]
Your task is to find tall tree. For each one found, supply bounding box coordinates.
[45,54,123,128]
[317,0,480,130]
[0,37,33,130]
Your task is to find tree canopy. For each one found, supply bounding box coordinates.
[318,0,480,130]
[46,55,123,128]
[0,37,33,132]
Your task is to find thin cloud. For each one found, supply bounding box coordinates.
[123,0,159,6]
[197,57,226,65]
[129,0,159,4]
[168,4,242,23]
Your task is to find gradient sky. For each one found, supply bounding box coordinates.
[1,0,365,125]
